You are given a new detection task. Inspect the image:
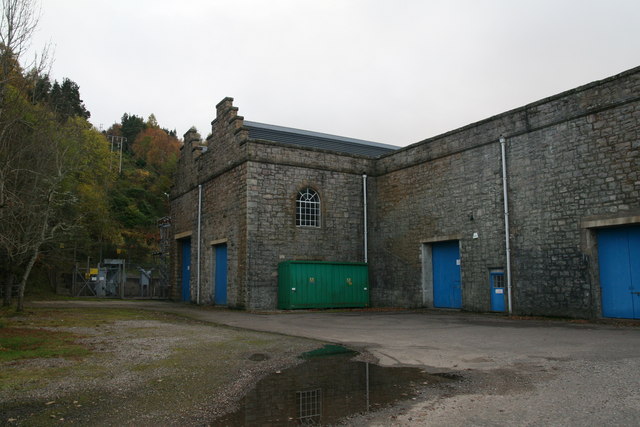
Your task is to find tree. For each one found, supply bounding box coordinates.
[132,126,180,172]
[27,70,47,100]
[0,0,37,86]
[48,77,90,121]
[28,74,90,121]
[0,0,45,211]
[120,113,146,152]
[0,92,112,310]
[0,0,111,310]
[146,113,158,128]
[0,0,42,305]
[0,95,67,309]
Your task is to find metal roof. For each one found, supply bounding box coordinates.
[244,121,398,157]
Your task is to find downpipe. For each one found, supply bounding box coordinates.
[197,184,202,305]
[500,136,513,315]
[363,173,368,263]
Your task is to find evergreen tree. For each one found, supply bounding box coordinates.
[120,113,146,152]
[49,78,90,121]
[30,74,90,121]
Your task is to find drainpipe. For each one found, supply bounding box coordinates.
[197,184,202,305]
[500,136,513,315]
[362,174,368,263]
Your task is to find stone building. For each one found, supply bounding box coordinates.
[170,66,640,319]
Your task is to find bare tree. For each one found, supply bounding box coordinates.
[0,0,110,310]
[13,124,76,311]
[0,0,57,309]
[0,101,91,310]
[0,0,48,101]
[0,0,42,211]
[0,0,38,58]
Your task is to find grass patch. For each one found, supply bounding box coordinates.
[1,307,168,329]
[0,328,89,362]
[0,362,76,393]
[0,304,324,425]
[0,307,176,363]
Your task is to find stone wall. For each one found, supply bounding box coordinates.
[171,67,640,317]
[197,164,248,307]
[371,66,640,317]
[369,142,505,310]
[169,98,250,306]
[170,98,375,309]
[169,188,197,301]
[244,143,373,309]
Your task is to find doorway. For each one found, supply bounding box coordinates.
[213,243,228,305]
[432,240,462,309]
[180,238,191,302]
[597,225,640,319]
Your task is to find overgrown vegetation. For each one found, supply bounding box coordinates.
[102,114,180,262]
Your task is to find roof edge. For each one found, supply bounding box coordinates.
[244,120,399,151]
[248,138,384,160]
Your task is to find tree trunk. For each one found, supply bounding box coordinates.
[3,271,14,306]
[16,248,38,312]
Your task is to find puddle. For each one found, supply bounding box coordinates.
[212,346,454,426]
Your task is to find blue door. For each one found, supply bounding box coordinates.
[433,240,462,308]
[181,238,191,302]
[490,271,506,312]
[598,226,640,319]
[214,244,228,305]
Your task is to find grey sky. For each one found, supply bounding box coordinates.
[32,0,640,147]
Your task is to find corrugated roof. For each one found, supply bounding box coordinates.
[245,121,398,157]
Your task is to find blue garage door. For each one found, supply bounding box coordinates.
[433,240,462,309]
[597,226,640,319]
[214,243,228,305]
[181,238,191,302]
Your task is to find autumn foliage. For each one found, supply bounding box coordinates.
[132,127,181,171]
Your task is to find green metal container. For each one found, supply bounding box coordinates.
[278,261,369,309]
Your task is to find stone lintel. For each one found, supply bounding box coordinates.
[581,214,640,229]
[174,231,193,240]
[420,234,464,243]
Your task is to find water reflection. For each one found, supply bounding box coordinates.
[213,350,449,426]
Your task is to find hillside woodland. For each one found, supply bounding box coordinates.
[0,0,181,309]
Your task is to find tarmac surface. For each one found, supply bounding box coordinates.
[31,300,640,426]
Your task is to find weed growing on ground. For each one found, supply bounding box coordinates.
[0,328,89,362]
[0,307,166,363]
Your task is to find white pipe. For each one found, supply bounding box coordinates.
[500,136,513,315]
[363,174,368,263]
[197,184,202,305]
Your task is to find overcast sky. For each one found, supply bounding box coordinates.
[30,0,640,147]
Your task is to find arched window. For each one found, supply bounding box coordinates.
[296,188,320,227]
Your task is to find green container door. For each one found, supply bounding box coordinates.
[278,261,369,309]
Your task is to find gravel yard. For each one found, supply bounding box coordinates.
[1,308,322,426]
[7,301,640,426]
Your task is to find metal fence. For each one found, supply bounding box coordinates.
[65,218,172,299]
[70,260,168,299]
